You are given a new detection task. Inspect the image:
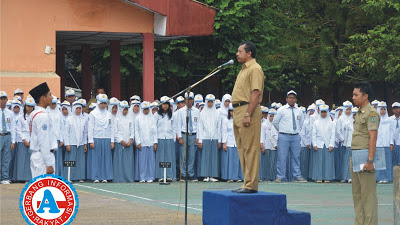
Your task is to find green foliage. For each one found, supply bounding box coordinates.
[66,0,400,99]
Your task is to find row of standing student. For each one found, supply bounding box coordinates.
[259,99,399,183]
[4,89,399,185]
[7,91,245,183]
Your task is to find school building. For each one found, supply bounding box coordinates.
[0,0,216,101]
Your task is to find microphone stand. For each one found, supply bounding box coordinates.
[180,65,231,225]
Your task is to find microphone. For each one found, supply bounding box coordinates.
[217,59,234,69]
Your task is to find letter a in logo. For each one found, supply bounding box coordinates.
[36,189,60,213]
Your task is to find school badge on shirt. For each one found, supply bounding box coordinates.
[20,174,79,225]
[42,124,47,131]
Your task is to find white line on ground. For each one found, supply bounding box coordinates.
[287,204,393,206]
[74,184,203,212]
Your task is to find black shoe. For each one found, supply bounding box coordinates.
[232,188,243,193]
[234,188,258,194]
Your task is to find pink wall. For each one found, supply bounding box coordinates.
[1,0,154,73]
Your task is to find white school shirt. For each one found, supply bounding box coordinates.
[222,117,236,147]
[377,121,391,147]
[198,108,220,143]
[336,114,354,148]
[64,115,88,147]
[88,109,115,143]
[300,114,313,147]
[176,106,199,139]
[312,117,336,149]
[389,115,400,145]
[16,114,30,143]
[261,119,278,150]
[114,114,134,143]
[47,107,63,142]
[0,107,16,143]
[134,113,157,147]
[29,106,55,166]
[154,113,174,140]
[272,104,304,134]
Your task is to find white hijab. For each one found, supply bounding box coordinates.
[91,101,110,129]
[70,104,85,147]
[200,100,218,135]
[218,94,232,118]
[315,112,334,147]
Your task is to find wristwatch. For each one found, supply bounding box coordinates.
[367,158,374,163]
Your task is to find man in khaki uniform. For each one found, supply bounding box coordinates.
[351,81,379,225]
[231,42,264,193]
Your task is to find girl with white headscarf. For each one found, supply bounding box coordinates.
[64,101,88,182]
[113,101,135,183]
[376,101,392,183]
[300,105,315,181]
[108,97,120,120]
[129,100,141,180]
[13,98,35,181]
[308,100,324,180]
[198,94,221,182]
[87,94,115,183]
[312,104,336,183]
[337,101,354,182]
[9,100,22,180]
[259,106,269,181]
[56,101,71,178]
[135,101,157,182]
[264,108,279,181]
[221,103,243,182]
[333,107,344,181]
[218,94,231,181]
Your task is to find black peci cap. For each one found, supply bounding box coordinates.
[29,82,50,101]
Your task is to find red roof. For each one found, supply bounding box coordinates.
[130,0,216,36]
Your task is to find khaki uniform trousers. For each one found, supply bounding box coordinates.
[233,105,261,191]
[350,157,378,225]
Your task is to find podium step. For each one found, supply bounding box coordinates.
[203,190,310,225]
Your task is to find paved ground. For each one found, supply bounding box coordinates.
[1,181,394,225]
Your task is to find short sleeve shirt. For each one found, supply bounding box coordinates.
[351,103,380,150]
[231,59,264,104]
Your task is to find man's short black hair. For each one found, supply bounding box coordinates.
[240,41,256,58]
[354,81,374,102]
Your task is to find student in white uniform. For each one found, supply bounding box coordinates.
[259,106,268,181]
[337,101,354,183]
[198,94,221,182]
[9,99,22,180]
[194,94,203,109]
[218,94,231,181]
[154,96,176,181]
[0,91,16,184]
[299,105,314,180]
[272,90,306,183]
[264,108,279,181]
[13,98,35,181]
[312,104,336,183]
[176,92,199,181]
[308,100,324,180]
[129,99,141,181]
[390,102,400,166]
[221,103,243,182]
[376,101,392,183]
[87,94,115,183]
[173,96,185,180]
[28,83,55,178]
[113,100,134,183]
[135,101,157,183]
[64,101,88,182]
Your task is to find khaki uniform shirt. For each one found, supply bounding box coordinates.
[351,103,380,150]
[231,59,264,104]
